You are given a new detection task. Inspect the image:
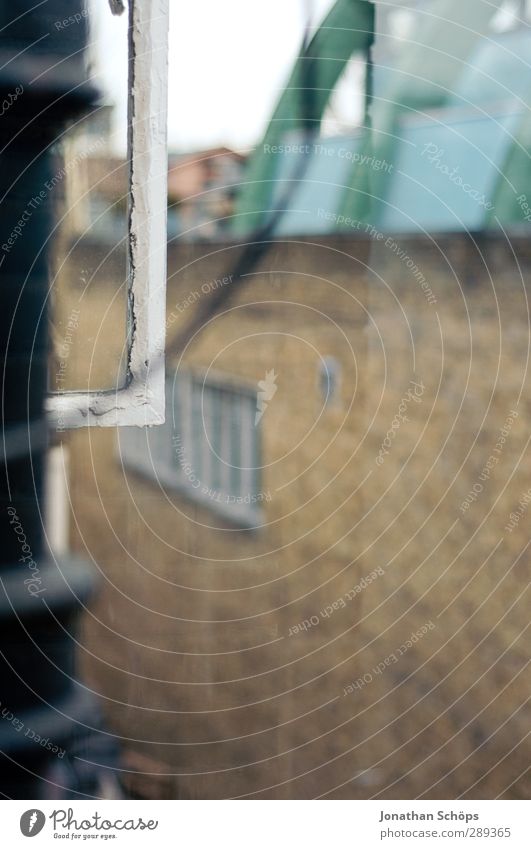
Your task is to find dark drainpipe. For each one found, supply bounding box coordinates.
[0,1,113,799]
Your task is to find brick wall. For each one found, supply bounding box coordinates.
[64,233,530,799]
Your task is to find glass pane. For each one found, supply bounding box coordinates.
[33,0,531,805]
[48,0,129,393]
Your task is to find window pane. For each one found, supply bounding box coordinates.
[229,391,243,497]
[40,0,531,804]
[49,0,129,394]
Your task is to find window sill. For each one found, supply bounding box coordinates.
[122,461,265,531]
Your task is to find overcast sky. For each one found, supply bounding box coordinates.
[91,0,337,153]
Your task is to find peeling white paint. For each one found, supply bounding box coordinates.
[47,0,169,428]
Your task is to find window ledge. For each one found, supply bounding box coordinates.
[123,461,265,531]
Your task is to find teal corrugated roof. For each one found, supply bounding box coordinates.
[268,134,364,235]
[375,108,522,232]
[233,0,531,237]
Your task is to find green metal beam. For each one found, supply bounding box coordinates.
[233,0,375,235]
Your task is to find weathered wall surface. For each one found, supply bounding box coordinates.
[64,233,530,799]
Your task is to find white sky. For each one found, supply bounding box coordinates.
[91,0,337,153]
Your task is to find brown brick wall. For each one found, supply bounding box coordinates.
[64,233,530,799]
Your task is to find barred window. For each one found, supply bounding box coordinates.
[117,372,264,527]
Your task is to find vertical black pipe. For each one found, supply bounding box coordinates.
[0,1,102,799]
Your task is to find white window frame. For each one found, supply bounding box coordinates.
[46,0,169,428]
